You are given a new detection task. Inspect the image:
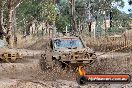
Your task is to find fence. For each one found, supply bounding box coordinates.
[82,30,132,52]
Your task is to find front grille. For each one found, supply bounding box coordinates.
[62,54,70,60]
[61,52,89,60]
[8,54,11,57]
[2,54,4,57]
[73,52,88,60]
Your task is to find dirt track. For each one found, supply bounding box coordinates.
[0,49,132,88]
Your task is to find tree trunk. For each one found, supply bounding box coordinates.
[78,20,81,34]
[0,1,3,39]
[0,0,6,39]
[26,22,32,35]
[88,21,92,37]
[7,0,14,48]
[70,0,77,35]
[12,7,17,47]
[45,21,48,34]
[94,15,98,41]
[88,0,92,37]
[104,11,107,38]
[110,11,112,28]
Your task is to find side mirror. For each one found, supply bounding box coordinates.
[83,41,87,47]
[4,43,8,46]
[84,41,86,45]
[86,47,95,53]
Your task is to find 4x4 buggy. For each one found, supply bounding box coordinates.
[40,36,96,70]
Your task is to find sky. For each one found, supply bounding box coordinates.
[118,0,132,14]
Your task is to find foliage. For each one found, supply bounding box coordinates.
[0,0,131,37]
[128,0,132,5]
[111,8,131,28]
[40,0,57,23]
[107,27,124,34]
[16,0,57,29]
[4,0,127,30]
[55,0,71,32]
[55,15,70,32]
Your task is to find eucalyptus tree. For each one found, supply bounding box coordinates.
[5,0,22,48]
[55,0,71,32]
[0,0,3,39]
[0,0,7,39]
[0,0,58,47]
[128,0,132,13]
[16,0,42,35]
[128,0,132,5]
[77,0,124,36]
[16,0,57,36]
[54,0,124,35]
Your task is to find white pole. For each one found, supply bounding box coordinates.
[66,26,68,34]
[94,27,96,41]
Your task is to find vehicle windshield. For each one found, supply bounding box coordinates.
[0,40,5,48]
[53,38,84,48]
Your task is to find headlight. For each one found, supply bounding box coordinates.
[62,54,67,58]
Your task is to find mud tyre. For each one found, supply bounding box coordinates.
[40,54,54,70]
[76,76,87,85]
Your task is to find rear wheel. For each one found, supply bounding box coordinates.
[40,53,54,70]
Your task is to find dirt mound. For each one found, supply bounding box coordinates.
[124,30,132,37]
[87,43,132,52]
[26,37,49,50]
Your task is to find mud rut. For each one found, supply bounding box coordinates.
[0,50,132,87]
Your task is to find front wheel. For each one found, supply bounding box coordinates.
[76,76,87,85]
[89,54,97,65]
